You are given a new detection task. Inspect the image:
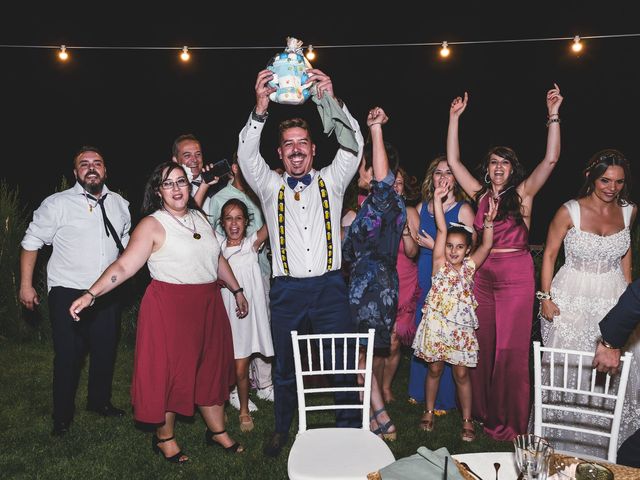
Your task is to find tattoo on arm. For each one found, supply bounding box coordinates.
[111,275,117,283]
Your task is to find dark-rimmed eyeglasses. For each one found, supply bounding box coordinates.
[160,177,189,190]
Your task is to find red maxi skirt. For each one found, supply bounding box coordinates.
[131,280,236,424]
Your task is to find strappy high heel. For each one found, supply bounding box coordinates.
[369,412,383,438]
[372,407,397,441]
[419,409,434,432]
[151,434,189,464]
[461,418,476,442]
[204,428,244,453]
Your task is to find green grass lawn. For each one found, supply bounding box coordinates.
[0,339,512,479]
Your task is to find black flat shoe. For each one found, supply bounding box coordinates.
[204,428,244,454]
[51,420,70,436]
[86,402,125,417]
[263,431,289,457]
[152,435,189,464]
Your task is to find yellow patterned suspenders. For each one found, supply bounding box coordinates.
[277,176,333,275]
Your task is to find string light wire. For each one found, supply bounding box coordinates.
[0,32,638,52]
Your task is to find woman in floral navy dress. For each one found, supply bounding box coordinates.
[343,107,405,440]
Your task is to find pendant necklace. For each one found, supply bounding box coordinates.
[83,190,99,212]
[294,185,308,201]
[224,238,244,261]
[164,209,201,239]
[492,185,514,200]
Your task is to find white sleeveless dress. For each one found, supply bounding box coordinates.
[541,199,639,457]
[217,232,274,359]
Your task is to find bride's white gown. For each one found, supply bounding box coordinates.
[541,199,639,459]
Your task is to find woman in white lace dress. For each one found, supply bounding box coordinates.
[538,149,638,458]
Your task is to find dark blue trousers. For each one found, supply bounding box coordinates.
[618,428,640,467]
[270,271,360,434]
[49,287,120,424]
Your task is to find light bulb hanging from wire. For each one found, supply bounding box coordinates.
[58,45,69,61]
[440,41,450,58]
[180,46,190,62]
[571,35,583,53]
[306,45,315,61]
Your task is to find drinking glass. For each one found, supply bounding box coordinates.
[513,434,553,480]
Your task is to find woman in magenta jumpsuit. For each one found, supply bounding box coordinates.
[444,86,563,440]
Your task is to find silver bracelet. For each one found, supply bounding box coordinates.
[83,289,97,307]
[535,290,552,301]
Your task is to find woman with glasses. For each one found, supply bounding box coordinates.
[70,161,248,463]
[538,150,638,458]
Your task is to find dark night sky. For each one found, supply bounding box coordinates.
[1,3,638,243]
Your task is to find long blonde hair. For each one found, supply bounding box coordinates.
[420,156,468,203]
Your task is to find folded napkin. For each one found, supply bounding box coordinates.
[310,89,359,153]
[378,446,465,480]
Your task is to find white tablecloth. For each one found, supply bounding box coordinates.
[452,452,518,479]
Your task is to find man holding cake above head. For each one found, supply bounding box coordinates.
[237,65,364,457]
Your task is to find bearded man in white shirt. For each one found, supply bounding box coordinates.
[19,146,131,436]
[237,68,364,457]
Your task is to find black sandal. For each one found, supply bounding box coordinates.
[151,434,189,464]
[205,428,244,454]
[372,407,397,441]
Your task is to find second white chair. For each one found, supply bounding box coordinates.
[532,341,633,463]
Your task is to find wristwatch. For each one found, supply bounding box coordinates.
[251,108,269,123]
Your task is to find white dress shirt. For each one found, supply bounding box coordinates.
[21,182,131,291]
[237,104,364,278]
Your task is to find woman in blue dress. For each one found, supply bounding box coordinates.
[408,156,475,413]
[343,107,405,440]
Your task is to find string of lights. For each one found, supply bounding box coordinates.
[1,32,639,62]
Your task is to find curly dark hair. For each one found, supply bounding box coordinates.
[395,166,420,205]
[577,149,632,205]
[474,146,527,224]
[141,161,202,217]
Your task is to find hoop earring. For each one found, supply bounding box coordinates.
[484,172,491,184]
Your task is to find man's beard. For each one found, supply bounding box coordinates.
[79,175,105,195]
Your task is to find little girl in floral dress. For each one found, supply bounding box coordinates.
[412,180,496,441]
